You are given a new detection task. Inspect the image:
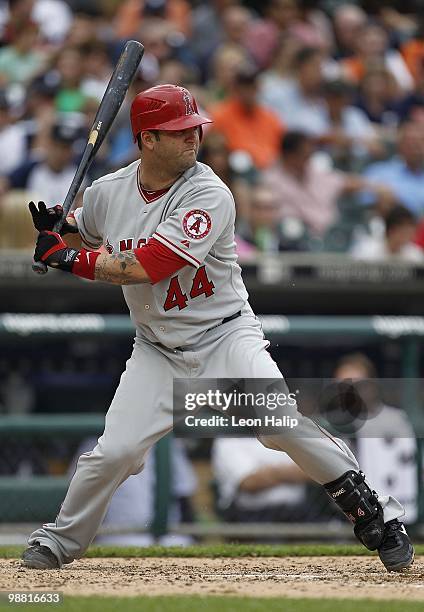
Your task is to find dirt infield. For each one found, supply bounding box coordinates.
[1,556,423,600]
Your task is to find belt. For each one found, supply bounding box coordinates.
[220,310,242,326]
[175,311,241,352]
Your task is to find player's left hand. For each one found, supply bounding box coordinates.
[29,201,79,234]
[34,231,79,272]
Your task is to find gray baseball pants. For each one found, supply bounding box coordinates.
[28,310,404,565]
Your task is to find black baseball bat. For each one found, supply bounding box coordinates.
[32,39,144,274]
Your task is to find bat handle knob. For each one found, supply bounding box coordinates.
[32,259,48,275]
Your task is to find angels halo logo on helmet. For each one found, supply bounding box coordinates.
[130,84,212,142]
[182,90,195,116]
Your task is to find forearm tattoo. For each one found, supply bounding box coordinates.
[95,251,148,285]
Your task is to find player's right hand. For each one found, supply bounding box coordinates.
[28,201,79,235]
[34,231,79,272]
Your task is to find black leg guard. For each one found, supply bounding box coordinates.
[324,470,385,550]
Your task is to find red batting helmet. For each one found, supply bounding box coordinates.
[130,84,212,142]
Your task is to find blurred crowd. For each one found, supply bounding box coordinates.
[0,0,423,260]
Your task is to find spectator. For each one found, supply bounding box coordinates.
[79,40,113,103]
[206,43,249,102]
[32,0,73,45]
[260,46,328,136]
[15,75,58,158]
[236,184,308,253]
[198,3,257,87]
[341,22,414,93]
[396,57,424,123]
[291,0,334,51]
[7,120,85,205]
[65,9,102,47]
[200,130,253,222]
[354,66,401,132]
[0,0,34,46]
[189,0,238,79]
[53,45,87,113]
[171,3,253,96]
[401,17,424,83]
[0,89,27,175]
[332,4,367,60]
[360,121,424,216]
[71,436,197,546]
[210,65,284,169]
[350,204,424,263]
[333,353,417,524]
[262,130,390,238]
[244,0,299,69]
[0,19,46,85]
[102,71,151,170]
[212,437,310,522]
[137,17,195,85]
[114,0,192,40]
[221,4,254,49]
[260,33,302,86]
[377,5,416,49]
[158,58,199,88]
[0,0,72,47]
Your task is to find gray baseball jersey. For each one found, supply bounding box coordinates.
[74,160,248,348]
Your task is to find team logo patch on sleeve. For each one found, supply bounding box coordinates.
[182,209,212,240]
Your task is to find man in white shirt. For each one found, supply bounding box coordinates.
[332,353,418,525]
[212,437,310,522]
[351,204,424,263]
[0,90,26,175]
[7,121,84,205]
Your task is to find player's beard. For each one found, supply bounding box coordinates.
[151,139,199,182]
[174,147,198,175]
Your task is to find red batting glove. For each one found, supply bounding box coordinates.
[34,231,100,280]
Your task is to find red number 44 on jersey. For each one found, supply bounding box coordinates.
[163,266,215,311]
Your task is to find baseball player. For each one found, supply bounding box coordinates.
[22,85,413,571]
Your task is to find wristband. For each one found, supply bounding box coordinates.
[71,249,101,280]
